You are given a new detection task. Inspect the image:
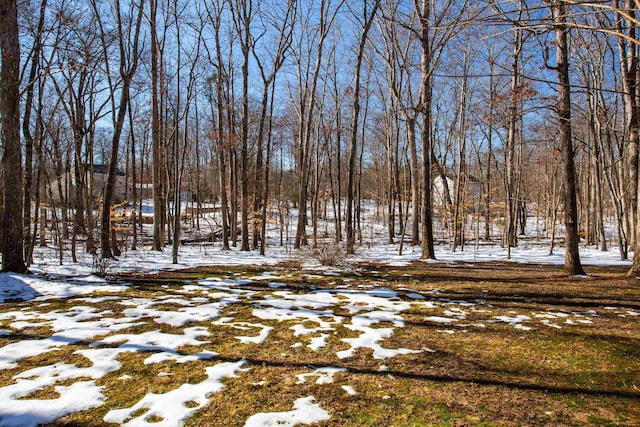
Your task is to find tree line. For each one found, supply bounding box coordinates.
[1,0,640,276]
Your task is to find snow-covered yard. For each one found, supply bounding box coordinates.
[0,244,638,426]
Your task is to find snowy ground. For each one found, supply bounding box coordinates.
[1,268,630,426]
[0,198,637,426]
[25,235,634,280]
[0,238,636,425]
[0,264,425,426]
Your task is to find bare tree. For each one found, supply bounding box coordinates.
[150,0,165,251]
[549,0,585,275]
[379,3,422,246]
[22,0,48,264]
[48,4,106,261]
[573,26,609,251]
[615,1,640,275]
[292,0,344,249]
[229,0,255,251]
[505,10,524,256]
[93,0,144,258]
[170,1,202,264]
[346,0,380,254]
[251,0,297,255]
[203,0,232,251]
[413,0,469,260]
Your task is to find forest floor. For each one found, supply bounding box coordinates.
[0,260,639,426]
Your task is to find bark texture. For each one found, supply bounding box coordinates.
[0,0,27,273]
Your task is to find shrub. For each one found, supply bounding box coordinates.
[277,259,303,270]
[312,242,345,267]
[92,254,113,277]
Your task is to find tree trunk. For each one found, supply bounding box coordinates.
[22,0,48,263]
[505,27,521,256]
[236,0,251,252]
[347,2,379,254]
[418,0,435,260]
[552,1,585,275]
[151,0,164,251]
[209,2,231,251]
[98,0,143,259]
[619,1,640,275]
[407,118,420,246]
[127,99,138,251]
[0,0,27,273]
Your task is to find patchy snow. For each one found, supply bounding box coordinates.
[213,318,274,344]
[123,301,224,327]
[0,270,624,427]
[295,367,346,385]
[0,381,104,427]
[342,385,357,395]
[76,295,122,303]
[494,315,532,329]
[236,326,274,344]
[0,308,141,370]
[243,396,330,427]
[357,243,633,268]
[103,360,245,426]
[541,320,562,329]
[0,235,635,426]
[425,316,459,324]
[253,292,342,340]
[307,334,330,351]
[0,348,133,427]
[251,287,422,360]
[143,350,218,365]
[0,268,437,424]
[90,327,212,366]
[337,311,422,359]
[18,226,633,292]
[0,272,125,303]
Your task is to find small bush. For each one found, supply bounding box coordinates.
[92,255,113,277]
[277,259,303,270]
[312,242,345,267]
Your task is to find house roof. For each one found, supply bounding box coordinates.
[83,163,125,176]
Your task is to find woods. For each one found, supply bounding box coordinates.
[2,0,640,274]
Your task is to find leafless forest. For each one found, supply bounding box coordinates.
[1,0,640,275]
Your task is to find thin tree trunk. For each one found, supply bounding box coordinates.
[22,0,48,262]
[485,73,494,241]
[97,0,143,258]
[407,118,420,246]
[506,26,521,257]
[418,0,435,260]
[346,1,379,254]
[151,0,164,251]
[128,100,138,251]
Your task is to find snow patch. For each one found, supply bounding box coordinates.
[103,360,245,426]
[425,316,458,324]
[342,385,357,396]
[295,367,346,385]
[243,396,330,427]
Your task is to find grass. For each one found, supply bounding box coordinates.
[1,261,639,426]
